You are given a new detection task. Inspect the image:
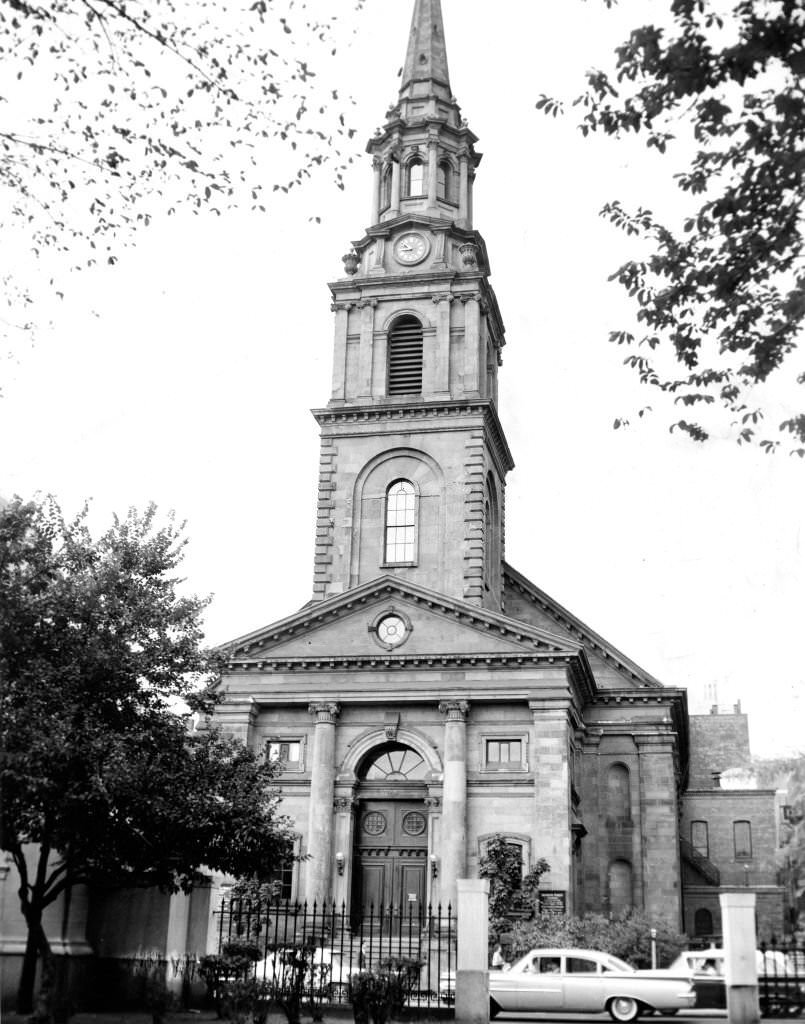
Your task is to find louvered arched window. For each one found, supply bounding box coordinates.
[407,158,425,196]
[385,479,417,564]
[381,165,392,210]
[387,315,423,395]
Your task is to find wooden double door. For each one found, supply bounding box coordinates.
[352,799,428,916]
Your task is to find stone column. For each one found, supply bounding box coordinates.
[330,302,351,401]
[370,157,382,225]
[431,293,452,397]
[427,134,439,208]
[390,154,401,216]
[462,293,481,395]
[304,701,340,905]
[358,299,377,398]
[456,879,489,1024]
[458,150,469,228]
[438,700,469,911]
[721,892,760,1024]
[529,697,573,895]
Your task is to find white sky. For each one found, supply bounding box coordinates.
[2,0,804,759]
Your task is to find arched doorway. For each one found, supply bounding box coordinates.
[351,742,429,916]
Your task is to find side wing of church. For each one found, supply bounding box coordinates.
[213,0,689,927]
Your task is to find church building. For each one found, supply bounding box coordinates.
[214,0,690,927]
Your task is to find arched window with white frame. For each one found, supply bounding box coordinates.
[384,479,417,564]
[406,157,425,196]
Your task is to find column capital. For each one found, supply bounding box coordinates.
[432,292,453,304]
[359,298,378,310]
[372,155,383,170]
[439,700,469,721]
[331,301,354,313]
[424,796,442,811]
[333,795,357,813]
[308,701,341,724]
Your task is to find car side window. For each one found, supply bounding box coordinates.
[566,957,599,974]
[539,957,561,974]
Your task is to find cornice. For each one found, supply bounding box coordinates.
[312,399,515,473]
[226,651,581,672]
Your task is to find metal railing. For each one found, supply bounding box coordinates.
[214,897,456,1016]
[758,939,805,1017]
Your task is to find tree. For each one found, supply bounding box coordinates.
[478,834,549,929]
[541,0,805,454]
[0,497,296,1016]
[0,0,364,346]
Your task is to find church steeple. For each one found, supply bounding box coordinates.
[312,0,513,612]
[400,0,452,104]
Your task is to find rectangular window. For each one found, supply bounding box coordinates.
[733,820,752,859]
[691,820,709,858]
[486,739,522,767]
[782,805,794,823]
[272,861,293,901]
[267,741,302,768]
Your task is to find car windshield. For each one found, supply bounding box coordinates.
[602,955,635,973]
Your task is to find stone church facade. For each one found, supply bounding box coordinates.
[213,0,690,928]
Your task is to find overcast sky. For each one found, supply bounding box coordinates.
[3,0,804,759]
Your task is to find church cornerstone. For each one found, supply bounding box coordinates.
[456,878,489,1024]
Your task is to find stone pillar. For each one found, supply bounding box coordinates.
[721,892,760,1024]
[456,878,489,1024]
[358,299,377,398]
[438,700,469,911]
[431,293,452,396]
[305,701,340,905]
[462,293,481,395]
[370,157,382,225]
[529,697,573,894]
[427,134,439,208]
[333,795,356,910]
[330,302,351,401]
[390,155,401,216]
[635,732,681,922]
[458,150,469,228]
[216,697,257,746]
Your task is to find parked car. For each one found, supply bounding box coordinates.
[668,948,805,1016]
[487,948,696,1022]
[256,946,358,1001]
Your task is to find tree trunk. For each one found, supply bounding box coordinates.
[17,907,54,1021]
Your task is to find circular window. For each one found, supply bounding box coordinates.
[378,615,406,647]
[402,811,426,836]
[363,811,387,836]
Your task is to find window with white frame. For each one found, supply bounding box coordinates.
[266,739,303,771]
[481,734,527,771]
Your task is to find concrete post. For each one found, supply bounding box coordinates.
[304,701,340,905]
[720,892,759,1024]
[455,878,489,1024]
[439,700,469,911]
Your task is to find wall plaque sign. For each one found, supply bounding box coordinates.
[538,890,567,918]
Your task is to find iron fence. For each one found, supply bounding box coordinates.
[214,897,456,1016]
[758,939,805,1017]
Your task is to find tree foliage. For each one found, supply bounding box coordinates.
[478,834,550,928]
[0,0,364,339]
[0,497,295,1014]
[508,910,688,969]
[545,0,805,454]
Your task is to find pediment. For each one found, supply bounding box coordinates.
[224,576,580,665]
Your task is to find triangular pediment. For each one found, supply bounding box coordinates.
[223,576,580,665]
[503,563,663,690]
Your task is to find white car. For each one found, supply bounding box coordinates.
[488,948,696,1022]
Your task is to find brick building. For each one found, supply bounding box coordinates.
[681,704,785,941]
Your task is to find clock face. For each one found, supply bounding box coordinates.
[394,232,429,265]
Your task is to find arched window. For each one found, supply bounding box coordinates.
[734,820,752,859]
[437,160,451,201]
[691,820,709,858]
[608,859,633,917]
[387,315,423,395]
[381,165,392,210]
[606,764,631,823]
[359,742,428,781]
[407,157,425,196]
[385,480,417,564]
[694,907,714,937]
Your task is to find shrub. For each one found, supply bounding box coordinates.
[508,910,688,968]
